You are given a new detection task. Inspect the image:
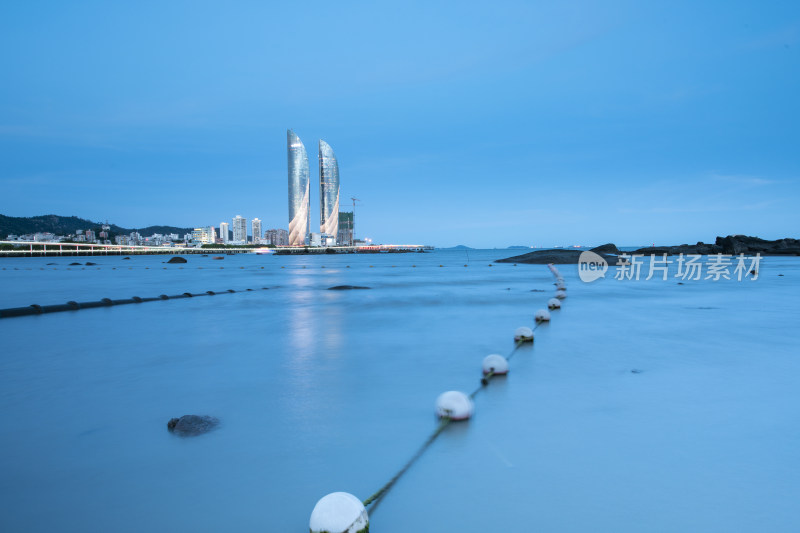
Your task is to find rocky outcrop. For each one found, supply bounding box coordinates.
[167,415,219,436]
[167,256,187,263]
[590,243,620,255]
[496,244,623,265]
[328,285,371,290]
[631,235,800,256]
[497,235,798,264]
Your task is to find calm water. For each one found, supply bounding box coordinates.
[1,250,798,532]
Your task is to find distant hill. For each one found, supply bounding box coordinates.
[440,245,475,250]
[506,245,531,249]
[0,214,193,238]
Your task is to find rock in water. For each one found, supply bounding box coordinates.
[327,285,371,290]
[167,415,219,436]
[167,256,188,263]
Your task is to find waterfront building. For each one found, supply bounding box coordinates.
[264,228,289,246]
[33,232,56,242]
[337,211,354,246]
[191,227,215,245]
[252,218,262,245]
[232,215,247,244]
[287,129,310,246]
[318,140,340,243]
[219,222,229,244]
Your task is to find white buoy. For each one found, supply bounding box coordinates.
[436,391,474,420]
[535,309,551,322]
[555,290,567,299]
[547,263,564,281]
[514,326,534,342]
[309,492,369,533]
[482,354,509,375]
[547,298,561,309]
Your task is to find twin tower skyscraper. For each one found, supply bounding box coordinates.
[287,129,340,246]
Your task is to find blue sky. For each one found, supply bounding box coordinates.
[1,0,798,247]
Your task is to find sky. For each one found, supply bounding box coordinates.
[1,0,798,248]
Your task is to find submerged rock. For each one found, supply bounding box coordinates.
[167,256,188,264]
[69,262,81,266]
[167,415,219,436]
[85,262,96,266]
[327,285,371,290]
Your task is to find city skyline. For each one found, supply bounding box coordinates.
[0,2,797,247]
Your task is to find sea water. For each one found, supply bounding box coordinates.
[1,250,798,532]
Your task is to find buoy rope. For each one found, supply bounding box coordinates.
[0,287,270,319]
[318,265,565,524]
[362,288,555,509]
[362,416,452,508]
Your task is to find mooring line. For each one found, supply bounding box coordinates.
[362,319,549,510]
[362,416,452,509]
[310,266,568,531]
[0,287,271,319]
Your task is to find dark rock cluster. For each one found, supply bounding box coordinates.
[167,415,219,437]
[498,235,799,264]
[630,235,800,256]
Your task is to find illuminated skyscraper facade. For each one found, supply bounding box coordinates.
[318,140,340,242]
[287,129,310,246]
[232,215,247,243]
[251,218,262,244]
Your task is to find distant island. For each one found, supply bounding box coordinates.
[0,214,193,240]
[439,245,474,250]
[498,236,800,264]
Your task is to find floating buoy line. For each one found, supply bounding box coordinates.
[310,264,567,533]
[0,287,272,318]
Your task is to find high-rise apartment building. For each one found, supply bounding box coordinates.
[318,140,340,243]
[232,215,247,243]
[252,218,262,245]
[264,228,289,246]
[287,130,310,246]
[219,222,229,244]
[337,211,354,246]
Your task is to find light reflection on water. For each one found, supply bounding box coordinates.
[0,251,799,532]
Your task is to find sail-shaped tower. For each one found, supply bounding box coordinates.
[287,129,310,246]
[318,139,340,242]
